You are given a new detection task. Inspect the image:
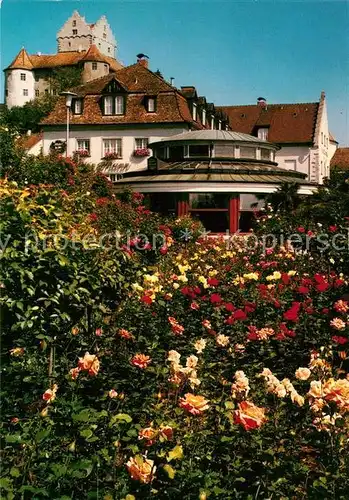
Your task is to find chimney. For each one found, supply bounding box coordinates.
[136,54,149,68]
[257,97,267,108]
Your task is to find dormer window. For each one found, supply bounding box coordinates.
[257,128,268,141]
[73,99,83,115]
[146,97,156,113]
[103,95,125,115]
[192,103,197,121]
[211,115,215,130]
[202,109,206,126]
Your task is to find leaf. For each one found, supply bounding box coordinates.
[0,477,13,490]
[72,410,90,422]
[111,413,132,424]
[167,445,183,462]
[80,429,93,439]
[10,468,20,478]
[36,428,51,442]
[50,463,67,478]
[163,464,176,479]
[5,433,21,443]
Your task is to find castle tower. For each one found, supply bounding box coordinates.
[4,48,35,108]
[57,11,116,58]
[81,44,110,83]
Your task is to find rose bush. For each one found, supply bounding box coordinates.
[1,163,349,498]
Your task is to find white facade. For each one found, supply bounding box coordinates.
[272,93,331,184]
[42,126,188,177]
[57,11,116,58]
[6,69,35,108]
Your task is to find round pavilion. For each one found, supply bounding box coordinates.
[114,130,317,233]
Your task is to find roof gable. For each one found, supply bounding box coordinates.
[6,48,33,70]
[217,103,319,144]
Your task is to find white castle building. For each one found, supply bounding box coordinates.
[4,11,121,109]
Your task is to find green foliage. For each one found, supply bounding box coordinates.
[50,66,83,94]
[1,94,58,133]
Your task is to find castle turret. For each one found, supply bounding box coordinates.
[5,48,35,108]
[81,44,110,83]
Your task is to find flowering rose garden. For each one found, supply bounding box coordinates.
[1,127,349,499]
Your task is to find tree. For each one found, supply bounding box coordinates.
[263,182,302,213]
[1,94,58,134]
[50,66,83,93]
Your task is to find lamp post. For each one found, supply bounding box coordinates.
[59,91,77,157]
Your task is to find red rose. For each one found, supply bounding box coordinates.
[329,225,337,232]
[298,286,310,294]
[297,227,305,233]
[210,293,222,304]
[225,302,235,312]
[233,309,247,321]
[141,295,153,305]
[207,277,220,286]
[332,336,349,345]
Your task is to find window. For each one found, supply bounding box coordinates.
[103,33,107,39]
[240,146,256,159]
[115,95,124,114]
[20,73,26,81]
[103,96,125,115]
[73,99,83,114]
[35,89,39,97]
[135,138,149,149]
[108,174,119,182]
[260,148,271,160]
[72,29,78,35]
[211,115,215,130]
[5,89,8,97]
[104,64,108,72]
[192,103,197,121]
[189,145,210,157]
[45,89,49,94]
[189,194,230,233]
[77,139,90,154]
[73,20,77,27]
[103,138,122,158]
[239,194,264,233]
[23,89,28,96]
[321,132,324,144]
[68,42,71,47]
[92,62,98,70]
[257,128,268,141]
[146,97,156,113]
[108,47,111,53]
[202,109,206,126]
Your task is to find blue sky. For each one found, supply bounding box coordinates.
[1,0,348,144]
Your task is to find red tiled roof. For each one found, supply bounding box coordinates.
[42,63,203,128]
[17,133,43,150]
[217,103,319,144]
[81,44,108,63]
[330,148,349,169]
[7,48,33,70]
[5,48,123,72]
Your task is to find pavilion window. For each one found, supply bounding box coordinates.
[188,144,210,157]
[240,146,257,159]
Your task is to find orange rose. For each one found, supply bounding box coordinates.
[295,367,311,381]
[108,389,118,398]
[118,328,134,340]
[126,455,156,483]
[179,393,209,415]
[131,354,151,369]
[10,347,24,356]
[78,352,100,376]
[70,367,80,380]
[138,426,158,445]
[233,401,267,431]
[159,425,173,441]
[42,384,58,403]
